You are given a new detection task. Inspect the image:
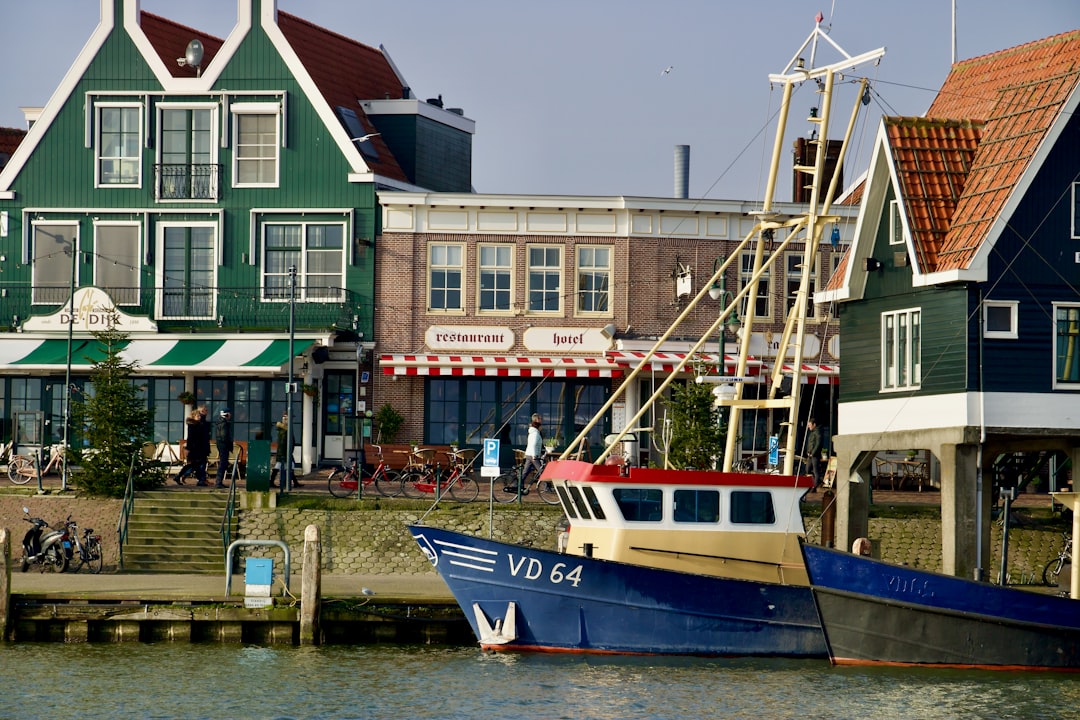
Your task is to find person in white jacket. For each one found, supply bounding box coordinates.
[509,413,544,493]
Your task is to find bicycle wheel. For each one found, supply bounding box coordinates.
[43,544,67,573]
[8,456,34,484]
[536,479,560,505]
[87,538,104,574]
[399,469,428,499]
[374,468,403,498]
[1044,558,1069,587]
[449,472,479,503]
[492,471,522,503]
[328,471,357,498]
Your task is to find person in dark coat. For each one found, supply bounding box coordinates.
[214,408,234,488]
[804,417,823,492]
[179,406,211,486]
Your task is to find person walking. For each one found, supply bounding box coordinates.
[179,406,211,486]
[516,413,544,492]
[804,417,823,492]
[272,411,301,488]
[214,408,234,488]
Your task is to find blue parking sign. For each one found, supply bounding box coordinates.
[483,439,500,467]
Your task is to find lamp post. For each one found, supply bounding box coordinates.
[61,239,75,492]
[708,258,741,470]
[285,265,297,493]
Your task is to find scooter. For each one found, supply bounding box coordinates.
[20,507,68,573]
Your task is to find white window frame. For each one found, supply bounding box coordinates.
[31,221,79,305]
[889,199,904,246]
[261,221,347,303]
[232,103,280,188]
[527,244,563,314]
[477,243,513,314]
[983,300,1018,340]
[428,242,465,313]
[155,221,218,320]
[785,251,818,319]
[95,103,142,188]
[93,221,141,306]
[739,251,772,322]
[1054,303,1080,389]
[575,245,612,316]
[157,102,219,201]
[881,307,921,392]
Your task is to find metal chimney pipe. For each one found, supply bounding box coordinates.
[674,145,690,199]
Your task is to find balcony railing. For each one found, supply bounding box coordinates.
[2,285,369,334]
[154,164,221,201]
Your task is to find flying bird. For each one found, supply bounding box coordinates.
[661,66,673,76]
[351,133,380,143]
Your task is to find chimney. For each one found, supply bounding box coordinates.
[674,145,689,199]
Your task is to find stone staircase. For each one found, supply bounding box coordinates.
[120,491,237,573]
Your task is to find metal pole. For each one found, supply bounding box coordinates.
[286,265,297,493]
[61,240,76,492]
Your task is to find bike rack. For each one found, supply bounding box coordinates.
[225,539,290,597]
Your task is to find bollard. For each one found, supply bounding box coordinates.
[0,528,10,640]
[820,489,836,548]
[299,524,321,646]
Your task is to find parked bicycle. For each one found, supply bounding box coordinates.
[1043,532,1073,587]
[493,449,559,504]
[8,444,68,485]
[399,447,480,502]
[327,445,402,498]
[62,515,104,574]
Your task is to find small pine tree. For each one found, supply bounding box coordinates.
[664,380,725,470]
[70,320,164,497]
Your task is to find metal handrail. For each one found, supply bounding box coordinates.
[220,453,240,557]
[115,449,138,570]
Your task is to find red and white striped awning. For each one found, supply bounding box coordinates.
[379,354,622,378]
[606,351,763,376]
[762,362,840,385]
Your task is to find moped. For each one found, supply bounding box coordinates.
[20,507,68,573]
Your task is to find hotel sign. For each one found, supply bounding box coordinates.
[425,326,514,351]
[22,286,158,333]
[523,327,613,353]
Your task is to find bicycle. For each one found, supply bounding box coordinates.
[492,449,559,504]
[1043,532,1072,587]
[8,444,68,485]
[63,515,104,574]
[399,447,480,502]
[327,445,402,498]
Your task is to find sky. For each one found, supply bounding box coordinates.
[1,1,1076,201]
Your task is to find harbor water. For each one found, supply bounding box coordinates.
[2,642,1079,719]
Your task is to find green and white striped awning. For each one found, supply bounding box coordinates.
[0,338,315,374]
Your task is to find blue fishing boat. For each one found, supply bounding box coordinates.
[801,542,1080,670]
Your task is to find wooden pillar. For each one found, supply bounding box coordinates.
[299,524,321,646]
[834,441,872,553]
[0,529,10,641]
[939,442,982,578]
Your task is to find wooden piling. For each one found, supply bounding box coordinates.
[299,524,321,645]
[0,529,10,640]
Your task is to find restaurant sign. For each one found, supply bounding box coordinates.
[425,326,514,351]
[22,286,158,333]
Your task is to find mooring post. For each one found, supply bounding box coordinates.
[1,528,11,640]
[299,524,321,645]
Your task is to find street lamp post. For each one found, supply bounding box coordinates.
[708,258,741,470]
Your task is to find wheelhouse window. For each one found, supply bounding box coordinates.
[576,246,611,314]
[31,223,79,305]
[730,490,776,524]
[612,487,663,522]
[889,199,904,245]
[1055,304,1080,386]
[262,222,345,301]
[740,251,771,320]
[527,245,562,313]
[674,489,720,523]
[94,223,140,305]
[881,307,921,391]
[984,300,1018,340]
[428,243,464,312]
[478,244,512,312]
[785,252,817,319]
[158,106,217,200]
[159,224,215,318]
[96,105,141,186]
[233,105,280,187]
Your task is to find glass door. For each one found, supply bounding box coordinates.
[323,372,355,461]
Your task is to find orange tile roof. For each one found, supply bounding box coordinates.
[0,126,26,165]
[141,12,224,79]
[911,30,1080,272]
[824,250,849,292]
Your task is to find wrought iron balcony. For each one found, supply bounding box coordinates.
[154,164,221,200]
[1,285,370,335]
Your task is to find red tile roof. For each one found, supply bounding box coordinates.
[0,126,26,166]
[910,30,1080,272]
[141,12,224,78]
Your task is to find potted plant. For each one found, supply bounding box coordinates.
[374,403,404,444]
[177,391,196,406]
[301,383,319,398]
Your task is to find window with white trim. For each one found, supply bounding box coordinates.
[94,223,140,306]
[158,105,217,200]
[739,251,771,320]
[1055,304,1080,386]
[96,104,141,186]
[889,199,904,245]
[429,243,464,311]
[527,245,562,313]
[785,252,818,318]
[983,300,1018,340]
[32,222,79,305]
[478,244,512,312]
[881,308,921,391]
[159,223,215,319]
[233,105,280,187]
[576,246,611,314]
[262,222,346,302]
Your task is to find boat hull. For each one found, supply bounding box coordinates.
[410,524,826,657]
[801,543,1080,670]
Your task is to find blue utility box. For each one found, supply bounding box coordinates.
[245,558,273,605]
